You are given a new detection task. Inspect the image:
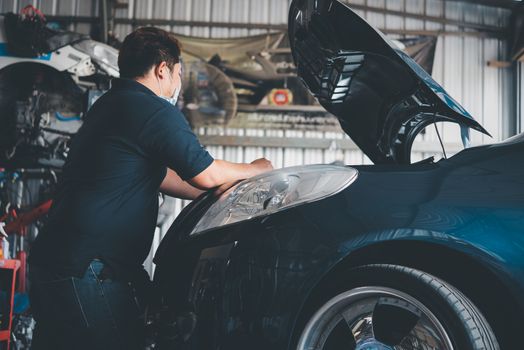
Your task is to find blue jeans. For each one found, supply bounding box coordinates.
[29,259,150,350]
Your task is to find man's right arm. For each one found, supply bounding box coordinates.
[188,158,273,190]
[138,107,273,190]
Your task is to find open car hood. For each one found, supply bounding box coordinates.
[289,0,490,164]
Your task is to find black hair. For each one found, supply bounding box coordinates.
[118,26,181,79]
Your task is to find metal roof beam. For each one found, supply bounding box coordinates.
[44,15,505,39]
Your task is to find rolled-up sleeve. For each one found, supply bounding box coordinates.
[137,106,214,181]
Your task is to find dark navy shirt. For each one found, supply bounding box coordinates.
[29,78,214,280]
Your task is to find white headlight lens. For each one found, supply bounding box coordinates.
[190,165,358,236]
[73,40,119,76]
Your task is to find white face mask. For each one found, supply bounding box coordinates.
[170,84,181,106]
[157,67,181,106]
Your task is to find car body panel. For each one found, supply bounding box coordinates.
[288,0,489,164]
[154,139,524,349]
[0,41,95,76]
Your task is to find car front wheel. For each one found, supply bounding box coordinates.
[297,264,499,350]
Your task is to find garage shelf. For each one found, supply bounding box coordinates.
[0,259,21,350]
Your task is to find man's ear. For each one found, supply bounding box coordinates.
[155,61,168,80]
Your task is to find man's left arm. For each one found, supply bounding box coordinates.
[160,168,205,200]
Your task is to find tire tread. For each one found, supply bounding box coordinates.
[354,264,499,350]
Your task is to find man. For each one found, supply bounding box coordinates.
[28,27,273,349]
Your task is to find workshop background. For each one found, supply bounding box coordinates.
[0,0,523,285]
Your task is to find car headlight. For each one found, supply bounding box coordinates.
[73,39,119,77]
[190,165,358,236]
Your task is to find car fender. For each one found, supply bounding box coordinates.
[288,228,524,349]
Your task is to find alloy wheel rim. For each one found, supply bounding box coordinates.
[297,286,454,350]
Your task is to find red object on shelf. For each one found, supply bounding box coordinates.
[0,259,21,350]
[2,200,52,236]
[269,88,292,106]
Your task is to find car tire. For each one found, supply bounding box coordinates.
[296,264,499,350]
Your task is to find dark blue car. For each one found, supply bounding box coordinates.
[153,1,523,349]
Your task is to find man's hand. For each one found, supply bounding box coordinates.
[213,159,273,197]
[250,158,273,174]
[213,158,273,197]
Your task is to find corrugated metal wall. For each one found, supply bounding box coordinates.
[0,0,516,276]
[0,0,514,144]
[1,0,513,142]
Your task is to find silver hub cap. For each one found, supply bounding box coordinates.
[298,287,454,350]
